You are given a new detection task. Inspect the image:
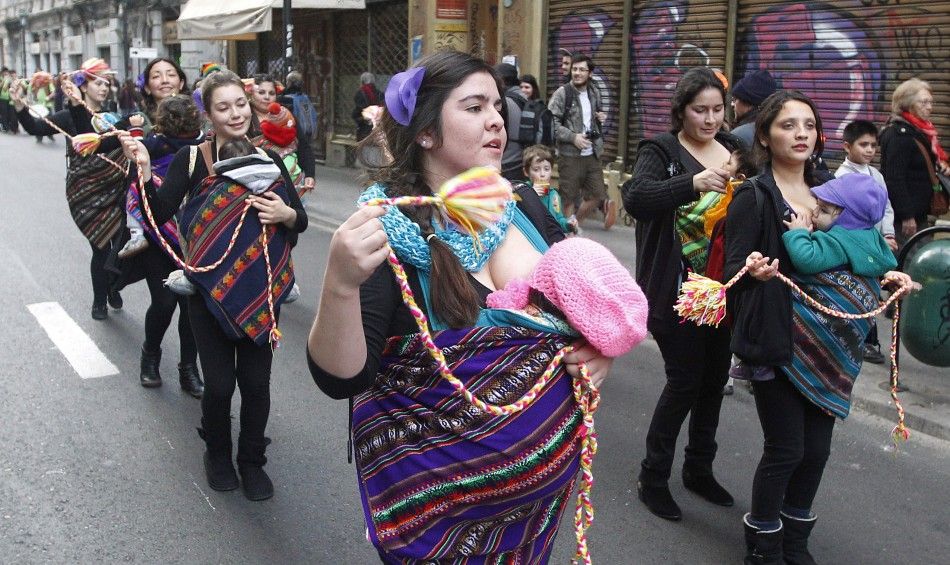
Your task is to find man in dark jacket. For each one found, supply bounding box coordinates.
[496,63,527,182]
[352,72,382,141]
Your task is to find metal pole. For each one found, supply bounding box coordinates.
[20,15,28,76]
[283,0,293,77]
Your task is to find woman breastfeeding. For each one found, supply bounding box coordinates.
[723,91,913,564]
[119,70,308,501]
[11,58,128,320]
[307,51,617,563]
[247,74,315,196]
[117,57,205,396]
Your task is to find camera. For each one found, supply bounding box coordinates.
[585,128,601,141]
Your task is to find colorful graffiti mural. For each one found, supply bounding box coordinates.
[626,0,948,162]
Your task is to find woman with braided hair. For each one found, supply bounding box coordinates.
[11,58,128,320]
[307,50,618,563]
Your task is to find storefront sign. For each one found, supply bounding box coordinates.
[436,0,467,20]
[162,21,179,45]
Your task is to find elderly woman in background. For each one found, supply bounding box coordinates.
[880,78,949,245]
[353,71,382,141]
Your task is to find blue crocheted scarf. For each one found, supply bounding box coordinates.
[358,183,516,273]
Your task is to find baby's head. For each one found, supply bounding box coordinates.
[217,138,257,162]
[486,238,648,357]
[810,173,887,232]
[522,145,554,188]
[154,95,201,139]
[842,120,878,166]
[722,147,756,180]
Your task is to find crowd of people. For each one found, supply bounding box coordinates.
[5,48,944,565]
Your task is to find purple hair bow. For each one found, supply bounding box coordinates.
[384,66,425,126]
[135,73,145,90]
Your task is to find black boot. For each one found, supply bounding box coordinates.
[744,513,784,565]
[781,512,817,565]
[140,347,162,388]
[198,423,238,491]
[683,468,734,506]
[237,437,274,501]
[637,480,682,521]
[178,362,204,399]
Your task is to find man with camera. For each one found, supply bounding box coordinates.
[548,53,617,229]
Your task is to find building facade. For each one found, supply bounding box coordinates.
[0,0,224,86]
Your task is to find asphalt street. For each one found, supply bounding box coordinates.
[0,133,947,564]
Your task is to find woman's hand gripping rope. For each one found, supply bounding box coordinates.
[675,253,920,442]
[361,167,603,564]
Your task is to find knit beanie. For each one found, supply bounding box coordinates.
[259,102,296,147]
[732,69,777,106]
[486,238,649,357]
[810,173,887,230]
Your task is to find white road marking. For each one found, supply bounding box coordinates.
[27,302,120,379]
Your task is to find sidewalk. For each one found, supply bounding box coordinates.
[308,164,949,441]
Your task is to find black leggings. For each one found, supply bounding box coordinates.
[750,374,836,522]
[89,241,113,307]
[640,319,732,485]
[188,294,272,460]
[140,247,197,363]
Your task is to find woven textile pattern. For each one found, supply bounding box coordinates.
[179,176,294,345]
[353,326,583,563]
[65,146,129,249]
[784,270,880,419]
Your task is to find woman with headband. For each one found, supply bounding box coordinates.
[11,58,128,320]
[307,51,617,563]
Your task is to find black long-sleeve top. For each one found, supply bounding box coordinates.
[307,184,564,400]
[880,118,938,221]
[142,142,308,247]
[621,131,741,333]
[17,103,127,154]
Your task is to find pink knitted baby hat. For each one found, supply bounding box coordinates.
[487,238,649,357]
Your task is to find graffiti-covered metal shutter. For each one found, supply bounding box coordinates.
[333,0,408,136]
[627,0,729,163]
[735,0,950,162]
[546,0,626,162]
[294,11,333,160]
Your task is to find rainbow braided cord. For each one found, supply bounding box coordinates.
[675,261,915,441]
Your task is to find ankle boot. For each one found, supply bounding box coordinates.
[744,513,784,565]
[178,362,204,399]
[781,512,817,565]
[237,437,274,501]
[637,480,682,521]
[140,347,162,388]
[683,468,734,506]
[198,423,238,491]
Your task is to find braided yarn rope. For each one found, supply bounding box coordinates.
[383,249,598,565]
[366,184,600,564]
[675,264,914,441]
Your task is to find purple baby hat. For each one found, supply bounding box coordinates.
[811,173,887,230]
[487,238,649,357]
[384,66,425,126]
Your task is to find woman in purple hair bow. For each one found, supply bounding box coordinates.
[307,51,623,563]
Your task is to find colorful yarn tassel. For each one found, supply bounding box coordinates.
[362,166,513,249]
[71,132,104,157]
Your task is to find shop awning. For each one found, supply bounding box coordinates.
[177,0,366,40]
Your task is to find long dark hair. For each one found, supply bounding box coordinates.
[519,74,541,101]
[670,67,726,132]
[753,90,825,186]
[359,50,502,328]
[140,58,189,121]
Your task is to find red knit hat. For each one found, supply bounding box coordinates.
[260,102,296,146]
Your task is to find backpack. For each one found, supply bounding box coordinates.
[508,94,555,147]
[289,93,318,139]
